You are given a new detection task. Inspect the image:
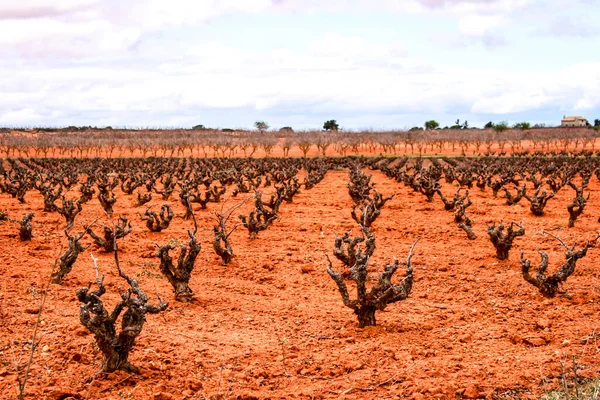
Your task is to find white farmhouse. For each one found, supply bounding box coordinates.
[561,116,588,127]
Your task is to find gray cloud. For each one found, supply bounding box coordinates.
[0,6,69,19]
[0,2,97,20]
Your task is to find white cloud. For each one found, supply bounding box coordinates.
[574,98,596,110]
[539,15,600,37]
[0,108,45,125]
[471,93,553,114]
[0,0,598,127]
[273,0,535,15]
[0,33,595,126]
[458,15,503,36]
[0,0,538,62]
[0,0,276,59]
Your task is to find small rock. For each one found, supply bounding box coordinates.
[571,294,587,304]
[187,380,203,391]
[459,334,472,343]
[43,386,56,394]
[523,336,547,347]
[428,387,442,394]
[577,367,596,378]
[344,360,363,372]
[221,369,233,380]
[462,384,480,399]
[109,370,131,381]
[300,265,315,274]
[235,372,246,380]
[393,352,413,362]
[24,307,40,315]
[253,368,269,378]
[421,322,434,331]
[535,319,550,330]
[509,334,523,344]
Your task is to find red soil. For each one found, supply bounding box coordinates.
[1,169,600,399]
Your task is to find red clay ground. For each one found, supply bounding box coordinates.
[1,168,600,399]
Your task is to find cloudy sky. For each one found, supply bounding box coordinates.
[1,0,599,130]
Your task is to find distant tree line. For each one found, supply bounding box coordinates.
[5,116,599,135]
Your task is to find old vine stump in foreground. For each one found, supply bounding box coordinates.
[327,237,419,328]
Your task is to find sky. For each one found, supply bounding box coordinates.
[1,0,599,130]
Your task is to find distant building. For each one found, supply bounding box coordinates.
[561,116,588,127]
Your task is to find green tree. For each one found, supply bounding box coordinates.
[513,122,531,130]
[279,126,294,133]
[254,121,270,132]
[323,120,339,132]
[594,119,600,127]
[484,121,495,129]
[424,120,439,130]
[450,119,462,129]
[492,121,509,133]
[192,124,206,130]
